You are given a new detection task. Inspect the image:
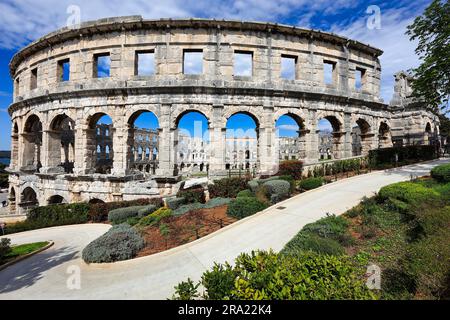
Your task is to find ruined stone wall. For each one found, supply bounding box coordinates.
[6,17,439,214]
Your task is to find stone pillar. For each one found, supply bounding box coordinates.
[342,112,353,158]
[112,123,128,176]
[259,105,277,175]
[209,104,226,173]
[156,104,173,176]
[305,110,319,164]
[40,130,61,173]
[73,121,87,175]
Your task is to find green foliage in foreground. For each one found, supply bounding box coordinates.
[172,250,377,300]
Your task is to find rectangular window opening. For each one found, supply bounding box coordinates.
[234,51,253,77]
[183,49,203,75]
[58,59,70,82]
[281,55,297,80]
[135,51,155,76]
[355,67,366,90]
[30,68,38,90]
[94,53,111,78]
[323,60,335,85]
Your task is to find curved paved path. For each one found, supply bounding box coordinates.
[0,159,448,300]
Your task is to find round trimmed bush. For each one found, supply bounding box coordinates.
[263,180,291,203]
[298,177,324,191]
[226,197,268,219]
[430,163,450,183]
[82,224,144,263]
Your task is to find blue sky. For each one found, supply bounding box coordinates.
[0,0,436,150]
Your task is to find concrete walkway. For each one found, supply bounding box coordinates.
[0,159,448,300]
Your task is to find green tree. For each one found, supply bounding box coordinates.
[406,0,450,114]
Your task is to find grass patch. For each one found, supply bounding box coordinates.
[1,241,50,265]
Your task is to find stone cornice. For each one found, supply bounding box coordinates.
[9,17,383,77]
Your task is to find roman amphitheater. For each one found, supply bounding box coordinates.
[6,16,440,215]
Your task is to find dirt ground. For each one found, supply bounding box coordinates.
[137,205,237,257]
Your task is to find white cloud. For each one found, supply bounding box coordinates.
[0,0,430,104]
[330,3,429,103]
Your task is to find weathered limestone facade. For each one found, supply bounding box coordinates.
[7,17,440,214]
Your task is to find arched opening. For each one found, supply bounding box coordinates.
[275,113,305,161]
[317,116,342,160]
[22,115,43,172]
[424,122,432,145]
[48,114,75,173]
[48,195,65,205]
[86,114,113,174]
[378,122,392,148]
[175,111,209,175]
[88,198,105,204]
[351,118,372,156]
[226,112,258,171]
[20,187,38,212]
[127,111,159,175]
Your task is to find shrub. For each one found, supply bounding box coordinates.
[236,189,253,198]
[108,206,147,224]
[226,197,268,219]
[0,238,11,262]
[283,233,345,256]
[247,180,259,193]
[173,203,204,216]
[177,187,206,204]
[277,175,296,193]
[137,207,173,227]
[172,278,200,300]
[166,197,186,210]
[298,177,324,191]
[278,160,303,180]
[203,197,232,209]
[173,250,377,300]
[263,180,291,203]
[82,224,144,263]
[378,181,439,206]
[209,177,249,198]
[137,205,157,217]
[88,198,163,222]
[201,262,237,299]
[430,163,450,183]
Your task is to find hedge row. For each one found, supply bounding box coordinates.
[4,198,164,235]
[4,203,91,235]
[369,145,437,168]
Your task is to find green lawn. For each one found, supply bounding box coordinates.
[1,241,49,264]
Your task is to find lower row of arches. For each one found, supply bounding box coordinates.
[11,109,438,176]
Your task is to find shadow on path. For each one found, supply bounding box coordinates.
[0,245,78,293]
